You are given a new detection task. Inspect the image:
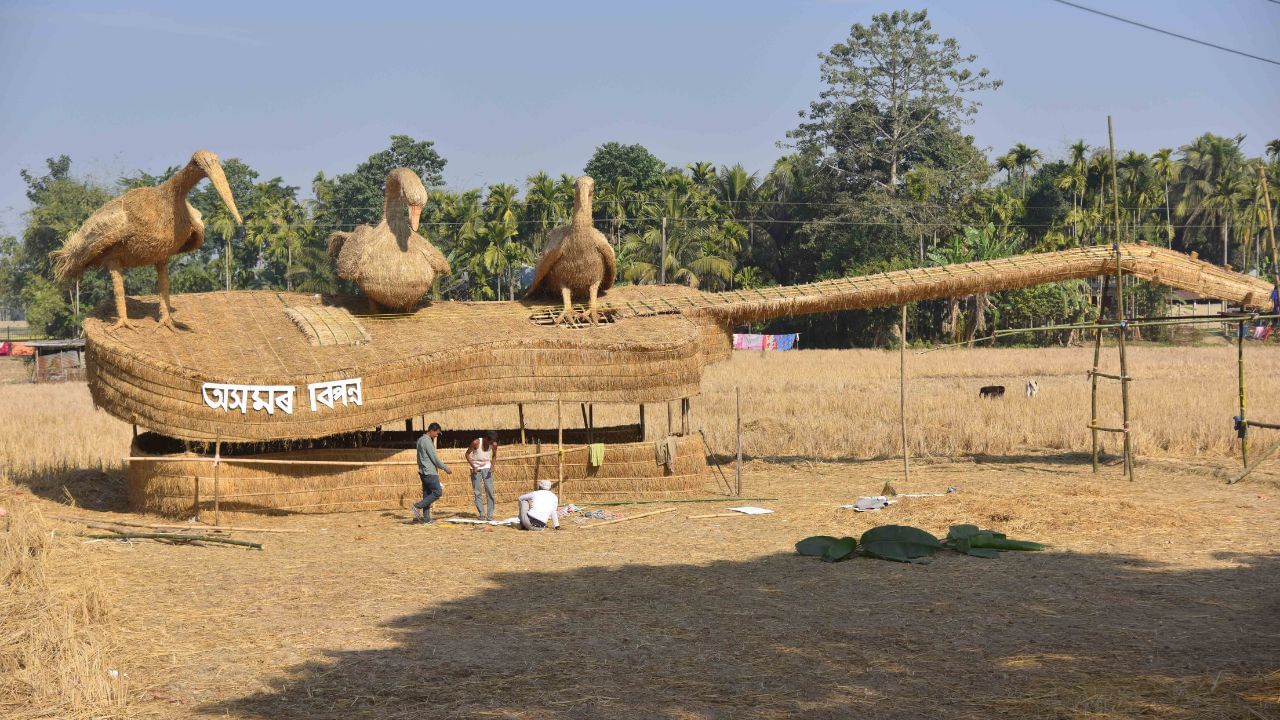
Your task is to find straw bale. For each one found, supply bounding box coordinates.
[283,306,371,346]
[83,244,1263,443]
[327,168,449,312]
[126,430,713,517]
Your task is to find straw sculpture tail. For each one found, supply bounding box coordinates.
[599,244,1274,324]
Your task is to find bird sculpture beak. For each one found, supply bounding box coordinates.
[199,155,243,225]
[408,204,423,233]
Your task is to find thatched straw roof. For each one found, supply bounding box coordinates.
[85,243,1270,443]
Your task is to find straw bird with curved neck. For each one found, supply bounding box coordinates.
[52,149,243,330]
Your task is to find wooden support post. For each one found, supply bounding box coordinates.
[404,418,413,433]
[213,439,222,527]
[193,474,200,522]
[557,401,564,486]
[899,304,910,488]
[132,424,138,439]
[518,403,526,445]
[1091,273,1110,474]
[667,401,673,436]
[639,404,646,440]
[580,403,590,443]
[735,386,743,497]
[1239,321,1249,467]
[681,398,690,436]
[1109,116,1135,481]
[1261,166,1279,334]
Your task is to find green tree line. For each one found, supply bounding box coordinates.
[3,10,1277,346]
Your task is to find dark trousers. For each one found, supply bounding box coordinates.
[414,473,443,521]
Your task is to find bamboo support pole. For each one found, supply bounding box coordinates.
[735,385,743,497]
[213,440,222,526]
[1108,116,1135,481]
[582,506,676,528]
[55,515,302,533]
[518,403,526,444]
[1260,165,1278,296]
[1091,274,1111,473]
[667,401,673,436]
[1244,418,1280,431]
[1239,321,1248,466]
[1230,435,1280,484]
[639,404,646,439]
[557,400,564,486]
[899,304,910,488]
[193,469,201,521]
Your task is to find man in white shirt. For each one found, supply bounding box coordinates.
[517,480,561,531]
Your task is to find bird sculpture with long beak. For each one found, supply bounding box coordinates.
[327,168,450,313]
[525,175,616,324]
[53,149,243,330]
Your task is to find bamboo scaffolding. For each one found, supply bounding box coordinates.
[1109,116,1135,481]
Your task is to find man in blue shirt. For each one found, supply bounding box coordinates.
[413,422,452,524]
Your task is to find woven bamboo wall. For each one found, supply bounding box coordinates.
[127,433,714,517]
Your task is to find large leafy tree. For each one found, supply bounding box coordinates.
[791,9,999,193]
[583,142,667,195]
[315,135,447,231]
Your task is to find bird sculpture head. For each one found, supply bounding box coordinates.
[385,168,428,233]
[190,150,243,225]
[572,175,594,220]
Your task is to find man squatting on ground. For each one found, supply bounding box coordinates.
[466,430,499,521]
[518,479,561,531]
[413,422,452,524]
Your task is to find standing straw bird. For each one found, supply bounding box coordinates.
[525,176,616,324]
[53,149,243,330]
[327,168,450,313]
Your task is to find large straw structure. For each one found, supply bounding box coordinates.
[52,150,243,329]
[327,168,450,312]
[126,429,712,517]
[85,243,1268,443]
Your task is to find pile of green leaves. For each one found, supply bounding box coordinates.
[796,524,1045,564]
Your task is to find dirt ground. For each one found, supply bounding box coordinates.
[35,452,1280,719]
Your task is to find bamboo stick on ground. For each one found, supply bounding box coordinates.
[54,515,302,533]
[582,507,676,528]
[582,497,776,506]
[81,532,263,549]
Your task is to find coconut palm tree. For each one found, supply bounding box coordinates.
[1178,134,1247,265]
[687,161,717,189]
[994,152,1017,187]
[1150,148,1179,245]
[1011,143,1043,198]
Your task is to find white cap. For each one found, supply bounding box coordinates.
[537,479,552,490]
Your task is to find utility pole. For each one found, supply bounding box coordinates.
[659,217,667,285]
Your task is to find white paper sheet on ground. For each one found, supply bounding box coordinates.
[444,517,520,526]
[726,506,774,515]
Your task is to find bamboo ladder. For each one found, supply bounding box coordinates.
[1088,116,1136,480]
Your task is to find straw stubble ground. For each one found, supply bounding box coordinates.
[2,346,1279,719]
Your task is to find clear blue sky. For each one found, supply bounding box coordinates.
[1,0,1276,234]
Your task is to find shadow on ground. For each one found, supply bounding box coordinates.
[11,467,129,512]
[207,549,1280,719]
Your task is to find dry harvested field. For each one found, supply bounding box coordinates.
[2,346,1280,719]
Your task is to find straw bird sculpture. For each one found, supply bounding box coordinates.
[327,168,450,313]
[525,175,616,324]
[52,149,243,330]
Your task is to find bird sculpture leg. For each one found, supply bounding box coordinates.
[588,282,601,325]
[155,261,176,330]
[559,286,573,325]
[107,261,131,330]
